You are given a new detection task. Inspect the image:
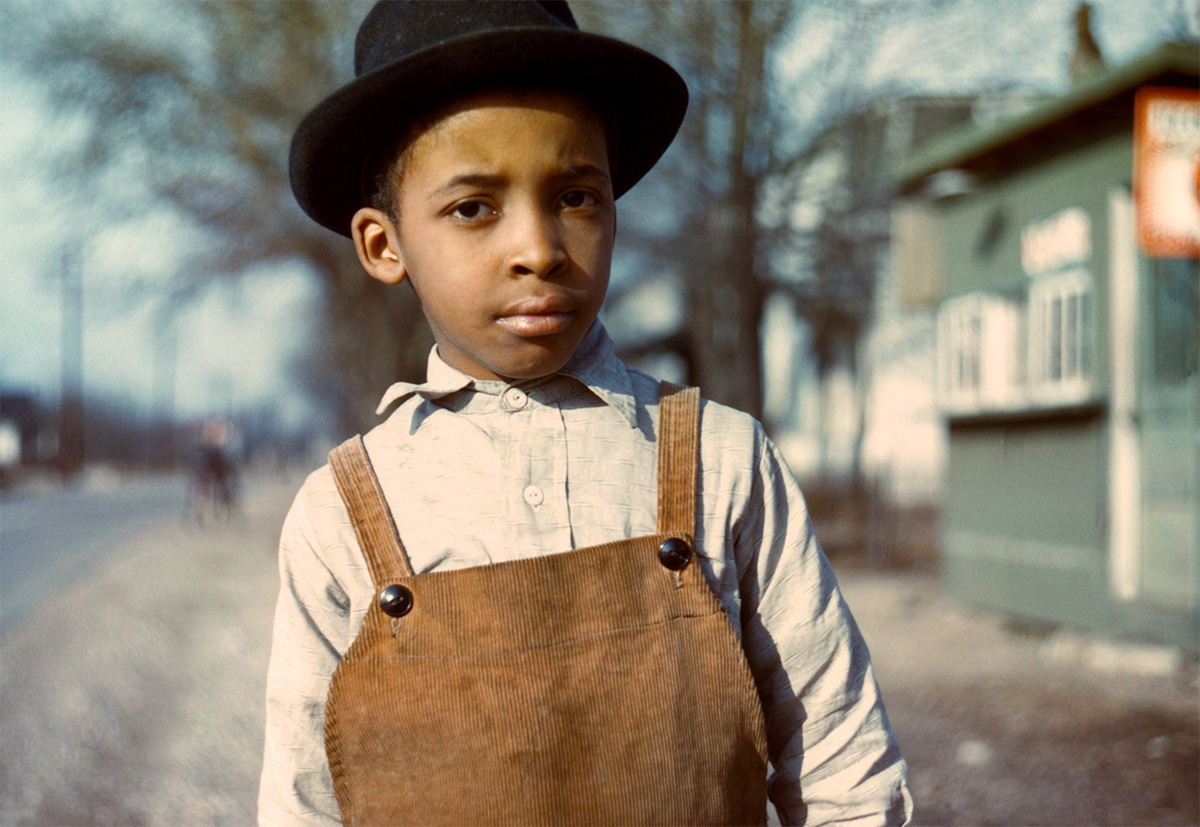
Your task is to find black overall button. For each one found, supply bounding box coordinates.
[379,584,413,618]
[658,538,692,571]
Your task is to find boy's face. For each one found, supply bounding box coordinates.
[353,89,615,383]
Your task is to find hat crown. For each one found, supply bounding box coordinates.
[355,0,579,77]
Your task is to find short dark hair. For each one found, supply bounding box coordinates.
[362,123,418,224]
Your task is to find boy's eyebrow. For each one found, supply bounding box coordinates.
[434,173,507,196]
[559,164,610,182]
[434,165,611,197]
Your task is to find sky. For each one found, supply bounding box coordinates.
[0,43,322,430]
[0,0,1194,436]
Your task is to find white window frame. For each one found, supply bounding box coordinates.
[938,292,1025,414]
[938,295,982,413]
[1027,267,1095,405]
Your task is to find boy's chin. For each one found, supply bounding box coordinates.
[476,333,591,382]
[491,360,571,383]
[485,350,577,383]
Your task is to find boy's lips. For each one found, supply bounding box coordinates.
[496,296,576,337]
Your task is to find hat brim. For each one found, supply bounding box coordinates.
[289,27,688,237]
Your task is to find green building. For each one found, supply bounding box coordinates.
[893,43,1199,650]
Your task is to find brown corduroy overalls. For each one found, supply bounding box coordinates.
[325,384,769,826]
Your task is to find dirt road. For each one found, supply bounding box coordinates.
[842,570,1198,826]
[1,472,1196,825]
[1,471,293,826]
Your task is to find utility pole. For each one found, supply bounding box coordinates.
[59,248,84,479]
[151,316,177,468]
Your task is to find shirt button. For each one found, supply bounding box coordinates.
[523,485,544,506]
[504,387,528,410]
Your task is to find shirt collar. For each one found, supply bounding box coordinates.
[375,321,639,428]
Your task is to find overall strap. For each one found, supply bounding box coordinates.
[656,382,701,536]
[328,435,414,583]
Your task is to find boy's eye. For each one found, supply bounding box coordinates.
[450,200,495,220]
[560,190,597,209]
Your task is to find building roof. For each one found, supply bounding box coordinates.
[892,42,1200,192]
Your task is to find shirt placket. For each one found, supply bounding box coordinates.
[496,384,571,560]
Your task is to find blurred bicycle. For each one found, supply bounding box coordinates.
[184,419,238,524]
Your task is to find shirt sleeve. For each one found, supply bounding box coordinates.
[258,488,347,827]
[735,432,912,826]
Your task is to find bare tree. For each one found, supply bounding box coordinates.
[576,0,903,434]
[1,0,431,436]
[575,2,782,419]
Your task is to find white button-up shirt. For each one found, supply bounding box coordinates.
[259,322,911,826]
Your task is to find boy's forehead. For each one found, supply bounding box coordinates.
[405,89,612,177]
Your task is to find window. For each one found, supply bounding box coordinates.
[938,273,1096,416]
[939,296,982,412]
[936,207,1100,418]
[938,292,1024,413]
[1027,268,1095,404]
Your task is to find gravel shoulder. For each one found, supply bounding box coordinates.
[2,474,1196,826]
[837,569,1199,826]
[1,472,296,826]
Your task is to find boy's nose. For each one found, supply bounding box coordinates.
[506,211,568,279]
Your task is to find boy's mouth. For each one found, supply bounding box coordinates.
[496,296,576,337]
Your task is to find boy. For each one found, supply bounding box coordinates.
[260,1,911,825]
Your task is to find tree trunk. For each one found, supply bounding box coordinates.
[688,1,768,421]
[302,238,432,437]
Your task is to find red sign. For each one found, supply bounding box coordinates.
[1134,86,1200,258]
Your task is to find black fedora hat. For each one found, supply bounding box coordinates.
[289,0,689,237]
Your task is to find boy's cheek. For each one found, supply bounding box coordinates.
[576,219,617,265]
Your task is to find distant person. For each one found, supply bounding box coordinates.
[259,2,911,825]
[187,419,236,521]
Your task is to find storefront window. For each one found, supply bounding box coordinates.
[1028,268,1094,404]
[938,292,1024,413]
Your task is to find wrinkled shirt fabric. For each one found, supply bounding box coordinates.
[258,322,911,826]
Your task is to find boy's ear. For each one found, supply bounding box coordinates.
[351,207,407,285]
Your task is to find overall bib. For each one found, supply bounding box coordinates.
[325,384,769,826]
